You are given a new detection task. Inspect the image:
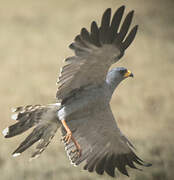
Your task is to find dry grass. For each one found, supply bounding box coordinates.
[0,0,174,179]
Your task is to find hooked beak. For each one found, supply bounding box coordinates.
[123,70,134,78]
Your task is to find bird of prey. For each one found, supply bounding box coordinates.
[3,6,151,178]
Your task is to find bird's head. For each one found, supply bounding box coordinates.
[106,67,134,94]
[107,67,133,82]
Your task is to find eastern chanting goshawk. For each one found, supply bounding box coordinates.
[3,6,151,178]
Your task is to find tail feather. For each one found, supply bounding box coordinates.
[4,105,46,138]
[5,120,36,138]
[31,120,59,159]
[3,104,61,158]
[12,125,46,156]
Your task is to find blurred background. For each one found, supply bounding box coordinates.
[0,0,174,179]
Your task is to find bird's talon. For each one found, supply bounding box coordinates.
[70,148,81,158]
[70,149,76,153]
[63,131,72,144]
[77,148,82,157]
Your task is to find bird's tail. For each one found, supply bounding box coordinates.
[2,103,61,159]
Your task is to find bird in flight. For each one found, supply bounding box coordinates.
[3,6,151,178]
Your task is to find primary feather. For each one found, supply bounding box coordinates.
[56,6,138,102]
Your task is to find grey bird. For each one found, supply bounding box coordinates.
[3,6,151,178]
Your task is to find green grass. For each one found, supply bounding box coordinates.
[0,0,174,179]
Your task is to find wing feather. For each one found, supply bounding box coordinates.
[90,21,101,46]
[122,25,138,50]
[117,11,134,42]
[80,28,91,43]
[110,6,125,40]
[99,8,111,44]
[56,6,138,101]
[61,105,151,177]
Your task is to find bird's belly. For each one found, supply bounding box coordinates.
[58,86,109,120]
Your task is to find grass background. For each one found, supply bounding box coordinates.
[0,0,174,179]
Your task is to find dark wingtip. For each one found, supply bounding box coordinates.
[128,10,135,21]
[118,5,125,11]
[117,10,135,42]
[104,8,111,14]
[125,10,134,21]
[135,24,139,32]
[69,43,76,50]
[116,5,125,16]
[101,8,111,26]
[130,10,134,16]
[100,8,112,44]
[91,21,97,27]
[102,8,111,21]
[80,28,91,42]
[122,24,138,50]
[81,27,86,34]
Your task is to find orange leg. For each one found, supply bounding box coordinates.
[61,119,82,157]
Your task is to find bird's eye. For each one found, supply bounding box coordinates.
[120,69,127,75]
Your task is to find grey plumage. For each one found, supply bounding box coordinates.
[57,7,151,177]
[56,6,138,101]
[60,68,151,177]
[3,6,151,178]
[4,104,61,159]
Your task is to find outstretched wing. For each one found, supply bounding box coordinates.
[61,105,151,177]
[57,6,138,101]
[3,104,61,159]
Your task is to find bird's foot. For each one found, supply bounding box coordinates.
[63,130,72,144]
[62,131,82,157]
[61,119,82,157]
[71,141,82,157]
